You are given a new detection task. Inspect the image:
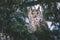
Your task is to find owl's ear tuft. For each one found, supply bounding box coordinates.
[29,7,33,12]
[37,6,40,11]
[30,7,32,10]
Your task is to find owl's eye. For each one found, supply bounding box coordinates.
[32,12,34,15]
[32,13,33,15]
[37,13,38,14]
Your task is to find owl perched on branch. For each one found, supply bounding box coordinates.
[28,5,49,33]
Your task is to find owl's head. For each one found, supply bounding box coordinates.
[30,6,40,18]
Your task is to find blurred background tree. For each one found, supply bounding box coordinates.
[0,0,60,40]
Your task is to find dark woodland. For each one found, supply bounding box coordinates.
[0,0,60,40]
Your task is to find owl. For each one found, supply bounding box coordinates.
[28,6,49,33]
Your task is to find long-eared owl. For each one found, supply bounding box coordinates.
[28,6,49,33]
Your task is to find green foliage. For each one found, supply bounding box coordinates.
[0,0,60,40]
